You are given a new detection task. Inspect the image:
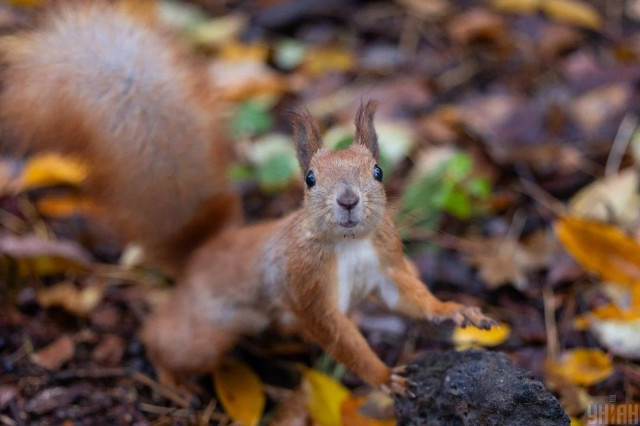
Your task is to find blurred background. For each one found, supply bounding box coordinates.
[1,0,640,424]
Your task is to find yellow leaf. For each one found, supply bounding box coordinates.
[219,41,269,63]
[21,153,87,190]
[35,196,97,218]
[36,281,104,317]
[213,359,265,426]
[540,0,602,30]
[452,322,511,349]
[341,394,395,426]
[304,369,350,426]
[490,0,539,14]
[545,348,613,386]
[302,46,355,77]
[554,217,640,286]
[574,304,640,360]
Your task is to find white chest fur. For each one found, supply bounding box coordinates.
[335,239,398,312]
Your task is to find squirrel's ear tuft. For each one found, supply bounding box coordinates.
[290,109,322,172]
[354,100,379,159]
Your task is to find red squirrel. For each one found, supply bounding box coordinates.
[0,1,494,392]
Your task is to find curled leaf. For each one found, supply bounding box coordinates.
[20,153,87,190]
[303,369,350,426]
[452,322,511,349]
[213,359,265,426]
[545,348,613,386]
[554,217,640,286]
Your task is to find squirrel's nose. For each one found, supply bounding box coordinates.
[337,188,360,210]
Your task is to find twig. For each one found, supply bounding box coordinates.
[131,372,190,408]
[605,114,637,178]
[543,284,559,360]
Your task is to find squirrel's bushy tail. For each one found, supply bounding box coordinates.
[0,2,241,273]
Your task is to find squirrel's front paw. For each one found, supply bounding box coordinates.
[431,302,496,330]
[381,366,415,397]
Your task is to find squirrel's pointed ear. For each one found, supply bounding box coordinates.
[354,100,379,159]
[291,109,323,172]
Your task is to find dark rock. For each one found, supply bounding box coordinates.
[394,349,570,426]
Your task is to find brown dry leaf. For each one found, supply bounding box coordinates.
[213,358,265,426]
[20,153,87,190]
[554,217,640,286]
[36,282,104,317]
[341,392,395,426]
[568,168,639,227]
[303,369,350,426]
[210,60,284,101]
[571,84,631,136]
[545,348,613,386]
[452,322,511,349]
[448,8,507,46]
[31,335,75,370]
[92,334,126,366]
[302,46,355,77]
[539,0,602,30]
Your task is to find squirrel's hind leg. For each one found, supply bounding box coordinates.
[140,286,265,391]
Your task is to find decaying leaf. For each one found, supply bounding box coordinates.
[35,196,98,218]
[20,153,87,190]
[554,217,640,286]
[36,281,104,317]
[31,335,75,370]
[213,359,265,426]
[567,168,639,227]
[303,369,350,426]
[452,322,511,349]
[545,348,613,386]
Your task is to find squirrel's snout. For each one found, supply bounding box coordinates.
[337,188,360,211]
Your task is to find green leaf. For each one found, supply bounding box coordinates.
[333,136,353,151]
[446,152,472,180]
[227,163,255,182]
[229,102,274,139]
[466,177,492,198]
[257,154,297,191]
[443,189,472,219]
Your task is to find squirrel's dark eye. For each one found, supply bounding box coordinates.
[305,170,316,188]
[373,164,383,182]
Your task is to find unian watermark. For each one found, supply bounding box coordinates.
[586,395,640,425]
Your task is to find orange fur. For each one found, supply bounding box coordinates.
[0,3,494,391]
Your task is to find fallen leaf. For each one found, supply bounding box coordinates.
[303,369,350,426]
[20,153,87,190]
[574,304,640,360]
[302,46,355,77]
[452,322,511,349]
[36,282,104,317]
[568,168,639,227]
[539,0,602,30]
[210,60,285,101]
[35,196,98,218]
[341,392,395,426]
[219,40,269,63]
[571,84,631,137]
[213,359,265,426]
[554,217,640,286]
[31,335,75,370]
[92,334,126,366]
[545,348,613,386]
[191,14,246,48]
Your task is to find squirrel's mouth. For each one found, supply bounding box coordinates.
[338,220,359,229]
